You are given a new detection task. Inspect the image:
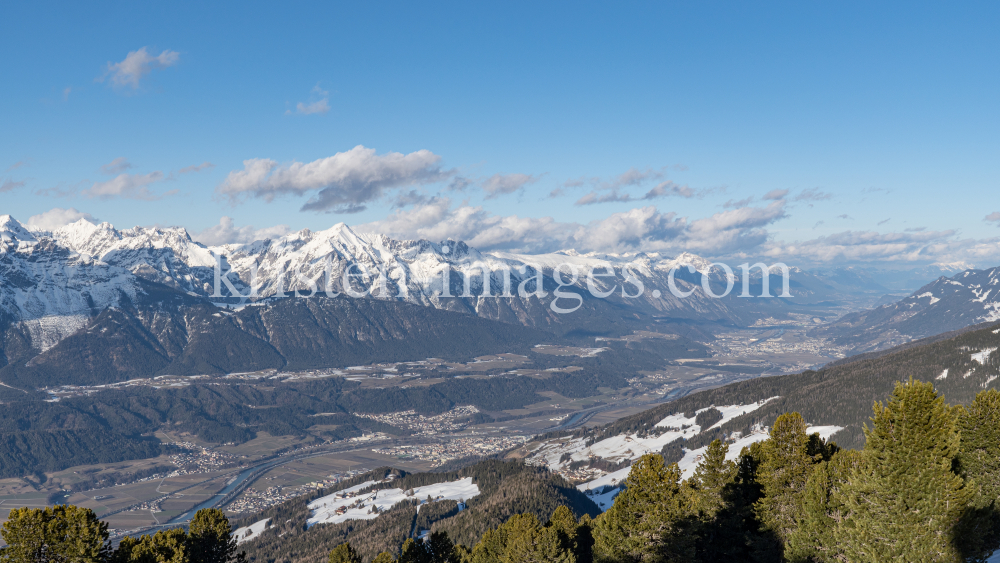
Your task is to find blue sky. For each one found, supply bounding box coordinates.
[2,1,998,266]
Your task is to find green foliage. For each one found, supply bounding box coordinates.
[592,454,696,563]
[189,509,242,563]
[753,413,826,558]
[470,513,575,563]
[0,504,110,563]
[113,528,189,563]
[834,379,969,563]
[329,542,363,563]
[956,388,1000,561]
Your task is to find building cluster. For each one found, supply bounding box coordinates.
[227,485,304,514]
[168,444,243,473]
[373,435,528,467]
[355,405,481,435]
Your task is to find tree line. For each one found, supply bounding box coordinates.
[0,508,243,563]
[331,379,1000,562]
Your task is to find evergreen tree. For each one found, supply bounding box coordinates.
[372,552,396,563]
[469,513,574,563]
[547,505,579,553]
[189,509,243,563]
[783,450,860,563]
[329,542,363,563]
[427,531,459,563]
[834,378,969,562]
[753,412,824,561]
[0,504,110,563]
[956,388,1000,561]
[399,538,431,563]
[688,439,737,519]
[592,453,695,563]
[685,439,746,562]
[114,528,189,563]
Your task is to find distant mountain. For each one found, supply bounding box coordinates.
[0,291,551,388]
[1,214,866,370]
[810,266,1000,352]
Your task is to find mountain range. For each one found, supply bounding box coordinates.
[2,213,969,386]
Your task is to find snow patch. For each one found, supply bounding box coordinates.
[307,477,480,527]
[917,292,940,305]
[233,518,270,544]
[937,369,949,380]
[971,349,996,365]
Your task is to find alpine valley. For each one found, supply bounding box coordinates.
[3,213,1000,557]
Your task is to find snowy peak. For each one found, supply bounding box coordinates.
[0,215,36,244]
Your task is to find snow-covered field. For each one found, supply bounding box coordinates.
[307,477,480,527]
[577,424,843,512]
[233,518,270,544]
[532,398,779,472]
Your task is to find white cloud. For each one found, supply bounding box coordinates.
[293,99,330,115]
[217,145,451,213]
[178,162,214,174]
[986,212,1000,224]
[7,160,28,172]
[576,180,696,205]
[191,216,292,246]
[1,178,26,193]
[359,198,783,256]
[794,187,832,202]
[26,208,97,232]
[574,207,686,251]
[101,157,133,175]
[101,47,180,89]
[762,189,788,200]
[481,173,540,199]
[762,229,961,264]
[288,85,330,115]
[84,171,170,200]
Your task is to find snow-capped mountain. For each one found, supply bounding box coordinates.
[37,217,780,328]
[0,214,867,362]
[813,266,1000,352]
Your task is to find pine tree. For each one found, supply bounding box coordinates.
[329,542,364,563]
[399,538,431,563]
[427,531,458,563]
[754,412,822,559]
[372,552,396,563]
[956,388,1000,561]
[468,513,574,563]
[115,528,189,563]
[189,509,243,563]
[686,439,742,562]
[547,506,580,557]
[834,378,969,562]
[0,504,110,563]
[592,453,696,563]
[785,449,862,563]
[692,440,736,515]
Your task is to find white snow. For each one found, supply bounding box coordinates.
[705,397,779,430]
[232,518,269,544]
[578,424,843,512]
[917,292,940,305]
[937,369,949,380]
[583,486,623,512]
[307,477,480,527]
[984,375,998,388]
[971,349,996,365]
[534,399,782,474]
